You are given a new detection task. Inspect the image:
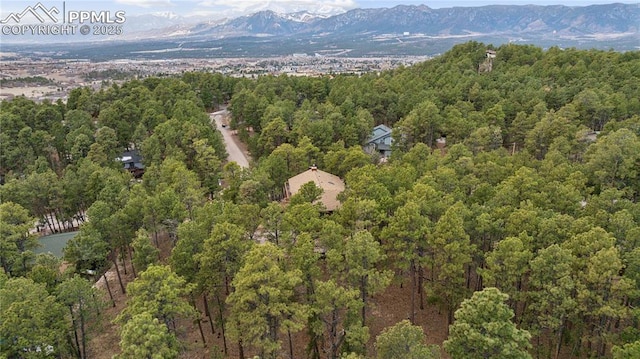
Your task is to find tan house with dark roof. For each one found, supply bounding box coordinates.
[284,166,345,211]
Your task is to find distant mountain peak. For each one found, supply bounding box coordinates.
[282,10,331,23]
[242,1,349,18]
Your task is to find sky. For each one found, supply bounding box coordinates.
[115,0,640,15]
[1,0,638,19]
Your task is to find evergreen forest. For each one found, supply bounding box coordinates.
[1,41,640,359]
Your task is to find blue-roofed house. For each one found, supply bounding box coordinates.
[118,149,145,178]
[365,124,393,158]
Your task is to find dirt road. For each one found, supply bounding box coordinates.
[210,109,250,168]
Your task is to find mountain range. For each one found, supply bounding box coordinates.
[166,3,640,39]
[3,3,639,59]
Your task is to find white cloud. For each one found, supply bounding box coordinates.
[197,0,356,15]
[198,0,355,7]
[115,0,175,8]
[185,10,219,17]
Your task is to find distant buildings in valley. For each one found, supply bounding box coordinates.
[0,55,430,102]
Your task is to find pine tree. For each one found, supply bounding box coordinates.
[226,243,306,359]
[444,287,532,359]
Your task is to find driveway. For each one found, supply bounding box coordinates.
[210,109,250,168]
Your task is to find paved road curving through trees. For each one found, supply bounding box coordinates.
[210,108,250,168]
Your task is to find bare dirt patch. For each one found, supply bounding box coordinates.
[88,271,447,359]
[87,266,134,359]
[86,233,451,359]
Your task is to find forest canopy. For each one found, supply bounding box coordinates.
[1,42,639,358]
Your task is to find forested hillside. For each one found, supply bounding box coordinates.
[1,42,639,359]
